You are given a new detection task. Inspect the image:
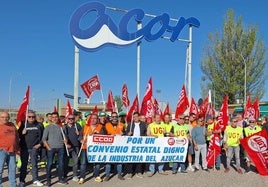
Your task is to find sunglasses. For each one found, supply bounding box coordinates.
[28,116,36,118]
[232,121,237,123]
[111,116,118,118]
[68,118,75,120]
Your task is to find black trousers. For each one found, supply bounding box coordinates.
[124,163,143,174]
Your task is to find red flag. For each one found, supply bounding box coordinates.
[253,98,260,119]
[80,75,101,98]
[175,85,189,119]
[65,100,73,118]
[163,103,170,115]
[106,90,115,112]
[217,96,229,131]
[140,77,153,118]
[122,84,130,107]
[53,106,57,112]
[240,129,268,176]
[16,86,30,125]
[86,105,98,126]
[206,132,221,167]
[206,103,215,117]
[153,97,162,116]
[244,95,252,118]
[126,95,140,123]
[199,97,209,117]
[189,98,199,116]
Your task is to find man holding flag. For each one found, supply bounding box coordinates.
[42,112,68,186]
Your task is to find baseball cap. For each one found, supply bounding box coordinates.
[119,111,126,117]
[84,111,92,117]
[99,111,106,117]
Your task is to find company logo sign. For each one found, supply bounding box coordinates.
[93,135,114,143]
[248,135,267,152]
[70,2,200,52]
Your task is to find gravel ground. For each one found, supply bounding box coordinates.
[1,164,267,187]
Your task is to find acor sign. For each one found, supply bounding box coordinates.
[70,2,200,52]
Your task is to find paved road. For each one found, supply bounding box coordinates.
[1,165,268,187]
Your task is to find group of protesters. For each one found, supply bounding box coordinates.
[0,109,268,187]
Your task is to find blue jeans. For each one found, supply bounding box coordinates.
[80,149,87,179]
[105,164,122,176]
[149,163,164,174]
[46,148,65,182]
[172,162,186,172]
[0,149,16,187]
[20,148,39,182]
[227,146,240,169]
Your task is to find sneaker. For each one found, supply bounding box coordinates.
[172,170,177,174]
[94,176,103,182]
[118,174,125,180]
[188,165,195,171]
[224,168,230,173]
[203,169,210,173]
[159,171,168,175]
[237,169,243,174]
[18,182,25,187]
[125,173,132,179]
[136,173,143,178]
[194,168,199,172]
[43,182,51,187]
[33,180,44,186]
[216,167,220,171]
[180,171,187,174]
[147,172,153,177]
[72,176,79,182]
[58,180,68,185]
[103,176,110,182]
[78,178,84,184]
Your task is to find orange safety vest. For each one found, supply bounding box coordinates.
[105,122,124,135]
[81,124,103,149]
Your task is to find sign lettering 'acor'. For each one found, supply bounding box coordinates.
[70,2,200,52]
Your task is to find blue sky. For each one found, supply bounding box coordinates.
[1,0,267,113]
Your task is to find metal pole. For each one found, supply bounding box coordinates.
[137,22,142,101]
[244,61,247,108]
[188,26,193,104]
[74,45,79,110]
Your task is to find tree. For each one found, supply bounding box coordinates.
[114,95,123,112]
[200,9,267,109]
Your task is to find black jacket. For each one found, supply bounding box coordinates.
[126,121,147,136]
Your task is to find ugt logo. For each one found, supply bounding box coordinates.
[70,2,200,52]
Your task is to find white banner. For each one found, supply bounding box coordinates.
[86,135,188,163]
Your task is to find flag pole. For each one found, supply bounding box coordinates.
[60,127,69,157]
[77,127,91,158]
[24,105,29,129]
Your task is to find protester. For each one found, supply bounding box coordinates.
[187,113,196,171]
[147,114,168,176]
[63,114,82,182]
[79,113,106,183]
[42,112,68,186]
[125,112,147,179]
[170,114,188,174]
[104,112,125,181]
[191,116,209,172]
[223,117,243,174]
[18,111,44,187]
[205,115,222,170]
[243,117,262,173]
[0,111,19,187]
